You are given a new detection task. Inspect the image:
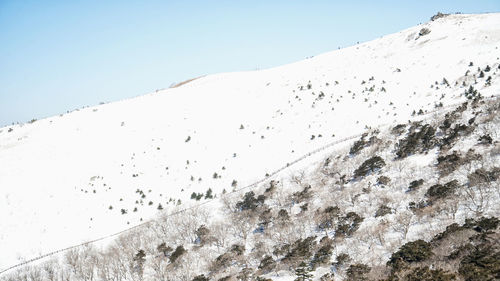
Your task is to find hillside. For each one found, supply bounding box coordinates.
[1,12,500,280]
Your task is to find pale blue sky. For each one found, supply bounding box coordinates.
[1,1,499,126]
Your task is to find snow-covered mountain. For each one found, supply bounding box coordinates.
[1,12,499,280]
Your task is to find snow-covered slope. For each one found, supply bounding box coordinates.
[1,13,500,272]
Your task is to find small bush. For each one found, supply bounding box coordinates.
[408,179,424,191]
[468,167,500,187]
[431,12,449,21]
[258,255,276,273]
[236,191,265,211]
[350,134,378,155]
[388,240,433,270]
[282,236,317,266]
[375,205,392,217]
[437,152,463,176]
[292,185,312,203]
[354,156,385,178]
[396,123,436,158]
[311,237,333,269]
[336,212,363,237]
[464,86,480,100]
[346,264,371,281]
[400,266,456,281]
[419,28,431,36]
[192,275,209,281]
[377,176,391,186]
[478,134,493,145]
[391,124,407,136]
[426,180,459,201]
[459,243,500,281]
[170,245,186,263]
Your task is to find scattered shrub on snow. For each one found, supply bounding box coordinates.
[235,191,265,211]
[478,134,493,145]
[282,236,317,266]
[458,235,500,281]
[467,167,500,187]
[377,175,391,186]
[430,12,449,21]
[311,236,334,269]
[353,156,385,178]
[316,206,340,231]
[350,133,378,155]
[396,123,436,158]
[391,266,456,281]
[346,263,371,281]
[408,179,424,191]
[440,123,475,149]
[169,245,186,263]
[464,85,480,100]
[258,255,276,273]
[425,180,460,202]
[336,212,363,238]
[192,274,209,281]
[375,205,392,217]
[436,151,463,176]
[388,240,433,270]
[294,261,314,281]
[157,242,173,257]
[292,184,313,203]
[391,124,407,136]
[419,28,431,36]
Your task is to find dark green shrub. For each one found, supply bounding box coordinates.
[437,152,463,176]
[336,212,363,237]
[236,191,265,211]
[396,124,436,158]
[408,179,424,191]
[464,86,480,100]
[350,134,378,155]
[375,205,392,217]
[459,243,500,281]
[293,185,313,203]
[392,124,407,136]
[388,240,433,270]
[170,245,186,263]
[231,244,245,255]
[377,176,391,186]
[419,28,431,36]
[478,134,493,145]
[346,264,371,281]
[282,236,317,266]
[468,167,500,187]
[464,217,500,233]
[431,12,449,21]
[432,223,464,243]
[353,156,385,178]
[334,253,351,267]
[192,275,209,281]
[258,255,275,273]
[294,261,313,281]
[311,239,333,269]
[426,180,459,201]
[318,206,340,230]
[401,266,456,281]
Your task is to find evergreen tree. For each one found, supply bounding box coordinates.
[295,261,313,281]
[133,249,146,278]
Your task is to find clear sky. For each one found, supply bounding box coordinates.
[1,0,499,127]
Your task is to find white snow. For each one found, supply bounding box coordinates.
[1,13,500,271]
